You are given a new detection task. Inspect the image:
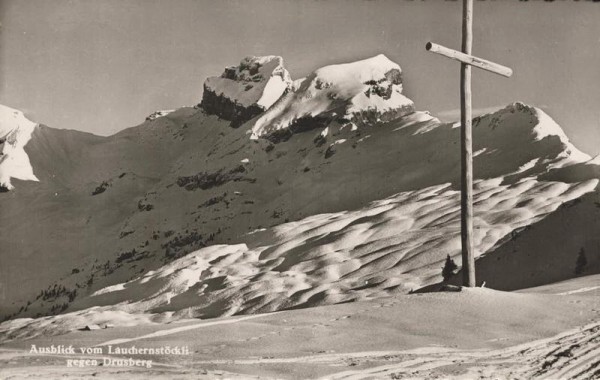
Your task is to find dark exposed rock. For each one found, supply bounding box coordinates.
[92,181,110,196]
[177,165,254,191]
[200,194,228,207]
[350,103,415,128]
[199,56,292,127]
[162,231,206,260]
[324,144,337,159]
[200,87,265,128]
[137,200,154,212]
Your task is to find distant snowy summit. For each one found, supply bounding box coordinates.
[195,55,593,171]
[0,55,596,193]
[251,54,416,140]
[473,102,590,168]
[0,104,39,190]
[145,109,175,121]
[200,56,293,127]
[199,54,419,139]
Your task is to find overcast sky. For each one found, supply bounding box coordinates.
[1,0,599,156]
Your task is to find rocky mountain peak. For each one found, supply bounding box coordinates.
[250,54,415,140]
[474,102,591,167]
[200,56,292,127]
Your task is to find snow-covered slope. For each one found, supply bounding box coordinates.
[251,54,417,140]
[1,174,598,342]
[200,56,292,126]
[3,102,598,326]
[456,185,600,292]
[508,103,589,167]
[0,105,39,190]
[63,177,596,321]
[1,55,598,343]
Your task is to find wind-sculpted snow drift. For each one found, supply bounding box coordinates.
[0,55,599,340]
[81,178,599,313]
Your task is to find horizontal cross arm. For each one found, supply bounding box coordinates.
[426,42,513,78]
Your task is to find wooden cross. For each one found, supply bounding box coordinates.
[426,0,512,287]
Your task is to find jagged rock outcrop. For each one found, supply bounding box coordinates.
[200,56,292,127]
[251,54,416,141]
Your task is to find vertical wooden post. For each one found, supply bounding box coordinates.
[427,0,512,287]
[461,0,476,287]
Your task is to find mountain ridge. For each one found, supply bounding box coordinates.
[0,54,598,332]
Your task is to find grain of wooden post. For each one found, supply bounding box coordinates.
[425,42,513,78]
[460,0,476,288]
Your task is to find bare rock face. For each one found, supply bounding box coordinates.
[200,56,292,127]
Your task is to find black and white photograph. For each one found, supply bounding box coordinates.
[0,1,599,379]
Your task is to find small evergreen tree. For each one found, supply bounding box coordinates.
[575,248,587,276]
[442,255,458,281]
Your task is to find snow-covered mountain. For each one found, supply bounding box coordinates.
[251,54,417,140]
[0,55,598,340]
[201,56,293,127]
[0,105,39,190]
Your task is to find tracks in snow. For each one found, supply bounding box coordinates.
[318,321,600,379]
